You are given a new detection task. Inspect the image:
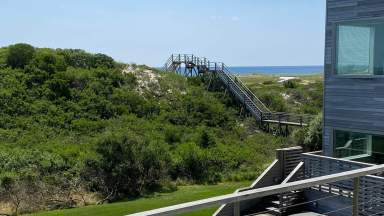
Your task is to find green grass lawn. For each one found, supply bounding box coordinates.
[28,181,250,216]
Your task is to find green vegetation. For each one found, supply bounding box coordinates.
[240,74,324,151]
[292,112,323,152]
[0,44,288,215]
[30,181,249,216]
[240,74,323,114]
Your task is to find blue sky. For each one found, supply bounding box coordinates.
[0,0,326,66]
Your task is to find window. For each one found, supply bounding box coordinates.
[336,20,384,76]
[334,130,384,164]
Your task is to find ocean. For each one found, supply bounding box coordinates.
[227,66,323,76]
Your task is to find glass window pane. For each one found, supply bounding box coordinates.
[337,25,374,75]
[334,130,371,159]
[373,24,384,75]
[334,130,384,164]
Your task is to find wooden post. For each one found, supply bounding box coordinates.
[233,201,240,216]
[353,177,360,216]
[300,116,303,127]
[285,125,289,136]
[277,149,285,178]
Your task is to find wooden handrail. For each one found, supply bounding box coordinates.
[163,54,314,126]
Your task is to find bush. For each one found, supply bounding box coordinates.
[57,49,92,68]
[259,92,287,112]
[283,79,299,89]
[0,47,8,68]
[198,128,216,148]
[291,113,323,152]
[291,128,306,146]
[86,133,171,200]
[262,80,273,85]
[303,112,323,151]
[6,43,35,69]
[57,49,116,69]
[31,49,67,73]
[92,53,115,69]
[172,143,222,184]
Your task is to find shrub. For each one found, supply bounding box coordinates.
[259,92,287,112]
[86,133,171,200]
[292,113,323,151]
[283,79,299,89]
[262,80,273,85]
[57,49,115,69]
[31,49,67,73]
[6,43,35,69]
[0,47,8,68]
[303,112,323,151]
[198,128,216,148]
[57,49,92,68]
[92,53,115,69]
[172,143,222,184]
[291,128,306,146]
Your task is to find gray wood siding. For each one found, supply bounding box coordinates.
[324,0,384,156]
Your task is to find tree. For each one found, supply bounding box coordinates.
[6,43,35,69]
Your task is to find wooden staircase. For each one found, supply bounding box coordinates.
[164,54,313,131]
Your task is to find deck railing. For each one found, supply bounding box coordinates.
[127,164,384,216]
[301,152,384,215]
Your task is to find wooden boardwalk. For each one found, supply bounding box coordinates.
[164,54,313,133]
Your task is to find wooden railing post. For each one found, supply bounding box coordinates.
[300,116,303,127]
[353,177,360,216]
[233,201,240,216]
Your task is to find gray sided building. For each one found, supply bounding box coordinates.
[323,0,384,164]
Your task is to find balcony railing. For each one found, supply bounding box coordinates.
[127,157,384,216]
[301,152,384,215]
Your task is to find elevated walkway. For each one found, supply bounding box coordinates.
[164,54,313,132]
